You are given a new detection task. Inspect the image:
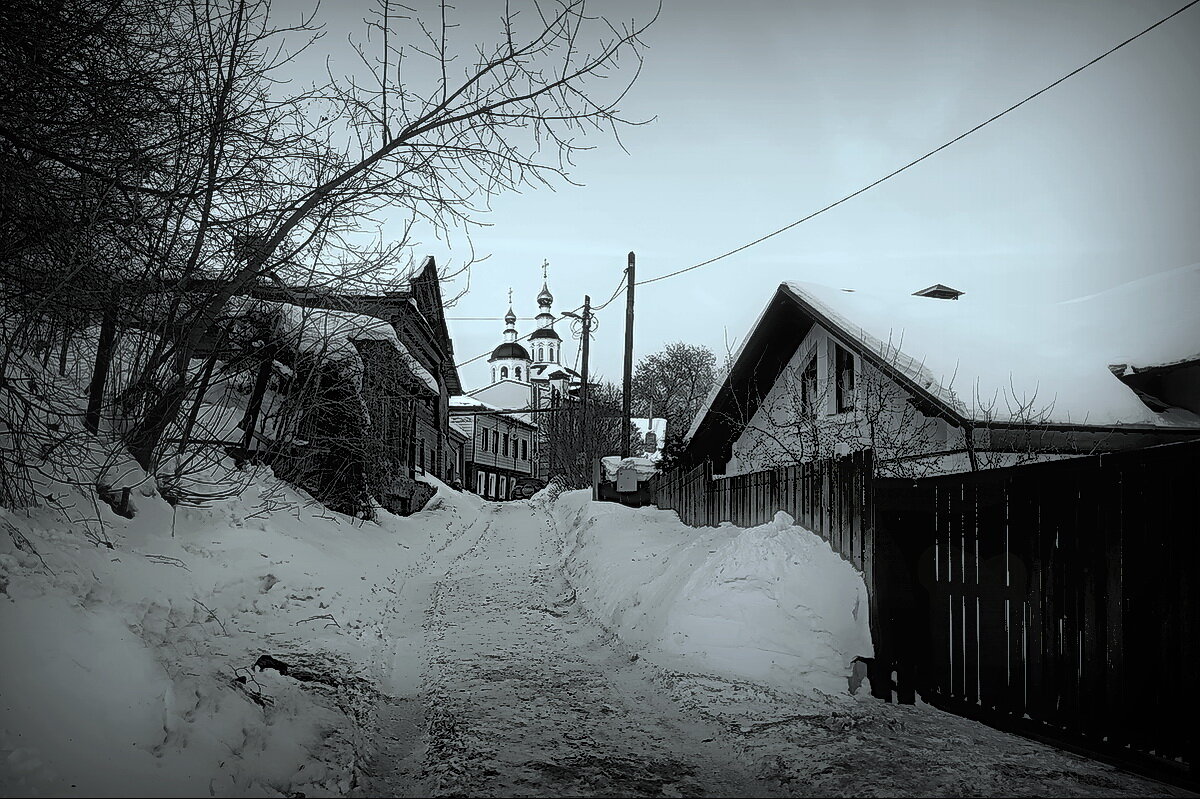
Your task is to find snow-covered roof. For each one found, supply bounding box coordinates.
[226,299,440,394]
[599,456,659,482]
[783,264,1200,427]
[449,394,536,428]
[689,264,1200,440]
[450,395,505,412]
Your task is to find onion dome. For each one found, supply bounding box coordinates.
[504,306,517,325]
[489,342,531,362]
[537,281,554,307]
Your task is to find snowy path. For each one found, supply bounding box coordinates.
[356,498,1190,798]
[362,501,773,797]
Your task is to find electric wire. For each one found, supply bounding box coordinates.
[452,1,1199,368]
[452,270,627,369]
[636,0,1200,287]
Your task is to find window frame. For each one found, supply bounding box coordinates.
[834,344,855,414]
[800,352,818,416]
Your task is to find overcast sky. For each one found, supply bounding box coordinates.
[297,1,1200,391]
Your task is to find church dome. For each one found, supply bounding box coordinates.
[537,281,554,306]
[489,342,531,361]
[504,306,516,325]
[528,327,562,341]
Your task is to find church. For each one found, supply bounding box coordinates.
[465,264,584,482]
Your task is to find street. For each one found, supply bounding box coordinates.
[356,499,1187,798]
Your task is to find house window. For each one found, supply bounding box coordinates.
[800,354,818,416]
[499,475,507,500]
[493,430,499,453]
[501,366,509,379]
[418,440,425,473]
[521,439,528,460]
[503,433,509,457]
[479,427,487,452]
[488,472,496,498]
[835,344,855,413]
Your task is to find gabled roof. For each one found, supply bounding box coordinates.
[686,265,1200,462]
[399,256,463,395]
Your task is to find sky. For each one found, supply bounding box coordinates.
[289,1,1200,392]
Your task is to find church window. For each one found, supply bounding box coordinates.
[491,367,496,382]
[515,366,522,380]
[501,366,509,379]
[538,346,544,361]
[549,345,555,362]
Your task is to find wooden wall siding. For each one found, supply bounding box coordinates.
[875,441,1200,782]
[648,451,874,574]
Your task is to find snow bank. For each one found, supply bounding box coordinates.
[554,492,872,695]
[0,467,470,797]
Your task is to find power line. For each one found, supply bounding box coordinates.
[637,0,1200,287]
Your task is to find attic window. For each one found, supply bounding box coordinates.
[913,284,964,300]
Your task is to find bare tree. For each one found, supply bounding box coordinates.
[542,381,638,488]
[0,0,659,510]
[631,341,717,450]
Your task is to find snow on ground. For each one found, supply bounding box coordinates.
[553,491,872,696]
[0,471,475,797]
[2,460,1189,797]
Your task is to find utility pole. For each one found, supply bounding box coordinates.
[580,294,591,458]
[622,252,635,458]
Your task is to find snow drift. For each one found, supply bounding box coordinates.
[0,469,475,797]
[553,491,872,696]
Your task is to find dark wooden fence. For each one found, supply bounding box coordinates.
[649,450,875,572]
[875,440,1200,784]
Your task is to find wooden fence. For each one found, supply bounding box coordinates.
[875,440,1200,784]
[649,450,874,573]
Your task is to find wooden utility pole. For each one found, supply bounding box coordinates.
[580,294,591,454]
[622,252,635,457]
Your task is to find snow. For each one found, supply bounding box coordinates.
[225,298,439,394]
[690,265,1200,441]
[783,263,1200,427]
[0,467,475,797]
[598,455,659,482]
[553,493,872,696]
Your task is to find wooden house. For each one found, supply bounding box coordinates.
[449,396,536,500]
[683,266,1200,478]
